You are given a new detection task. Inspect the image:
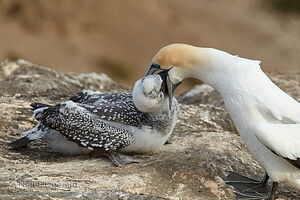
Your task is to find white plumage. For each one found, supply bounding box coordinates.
[213,56,300,189]
[256,123,300,161]
[149,43,300,198]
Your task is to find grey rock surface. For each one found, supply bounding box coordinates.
[0,60,299,199]
[178,84,224,107]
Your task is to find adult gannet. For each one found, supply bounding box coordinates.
[146,43,300,199]
[8,72,179,167]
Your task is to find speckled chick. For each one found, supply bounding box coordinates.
[8,74,178,166]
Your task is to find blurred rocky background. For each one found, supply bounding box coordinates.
[0,0,300,92]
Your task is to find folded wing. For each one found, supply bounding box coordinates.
[40,101,134,151]
[256,123,300,168]
[69,91,142,126]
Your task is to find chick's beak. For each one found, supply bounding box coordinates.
[145,64,182,110]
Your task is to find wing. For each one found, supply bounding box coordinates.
[40,101,134,151]
[253,74,300,168]
[255,123,300,168]
[69,90,142,127]
[256,76,300,123]
[69,90,104,103]
[69,90,132,104]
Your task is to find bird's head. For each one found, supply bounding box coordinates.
[146,44,262,109]
[132,70,175,113]
[145,43,218,109]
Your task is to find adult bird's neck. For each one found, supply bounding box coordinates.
[195,55,264,97]
[199,56,280,125]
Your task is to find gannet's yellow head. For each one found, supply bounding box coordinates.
[146,43,261,109]
[147,43,217,83]
[145,43,217,108]
[153,44,199,69]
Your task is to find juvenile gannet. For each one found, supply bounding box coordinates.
[8,72,179,167]
[146,43,300,199]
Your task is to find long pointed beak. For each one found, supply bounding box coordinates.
[147,65,183,110]
[145,63,161,76]
[166,76,182,110]
[166,76,173,110]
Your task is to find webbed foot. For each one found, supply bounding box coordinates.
[225,171,269,193]
[225,172,278,200]
[233,191,269,200]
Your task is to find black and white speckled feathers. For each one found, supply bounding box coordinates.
[40,100,134,151]
[9,74,179,158]
[70,91,141,127]
[37,86,176,152]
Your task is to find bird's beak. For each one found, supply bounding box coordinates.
[145,63,162,76]
[146,64,183,110]
[166,75,182,110]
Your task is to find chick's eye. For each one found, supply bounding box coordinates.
[159,93,164,99]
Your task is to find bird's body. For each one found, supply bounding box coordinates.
[149,44,300,198]
[209,54,300,188]
[9,74,178,166]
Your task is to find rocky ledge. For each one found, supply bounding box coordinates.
[0,60,299,200]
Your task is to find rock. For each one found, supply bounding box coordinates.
[0,60,299,200]
[0,60,127,101]
[269,72,300,101]
[178,84,224,107]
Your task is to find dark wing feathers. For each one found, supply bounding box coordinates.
[286,159,300,169]
[69,91,95,103]
[70,91,142,127]
[40,103,134,151]
[8,136,32,149]
[69,91,132,104]
[80,102,141,127]
[30,102,52,111]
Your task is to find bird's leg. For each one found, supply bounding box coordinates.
[108,152,139,167]
[225,171,269,194]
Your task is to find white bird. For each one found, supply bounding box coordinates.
[8,72,179,167]
[146,43,300,199]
